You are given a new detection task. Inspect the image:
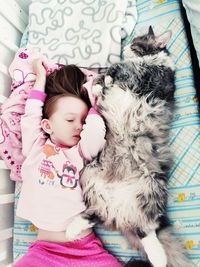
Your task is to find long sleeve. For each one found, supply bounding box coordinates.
[21,90,46,157]
[79,108,106,160]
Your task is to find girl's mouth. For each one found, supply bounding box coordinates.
[73,135,80,139]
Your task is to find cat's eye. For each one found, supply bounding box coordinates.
[131,46,143,56]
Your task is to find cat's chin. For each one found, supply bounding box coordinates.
[123,46,137,61]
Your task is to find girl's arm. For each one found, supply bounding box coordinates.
[78,107,106,160]
[21,59,47,157]
[31,58,47,92]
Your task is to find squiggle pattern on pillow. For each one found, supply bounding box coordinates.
[28,0,137,68]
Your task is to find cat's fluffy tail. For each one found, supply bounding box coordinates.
[124,226,192,267]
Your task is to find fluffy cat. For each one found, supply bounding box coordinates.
[67,27,191,267]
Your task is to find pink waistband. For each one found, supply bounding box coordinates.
[30,232,101,255]
[13,232,122,267]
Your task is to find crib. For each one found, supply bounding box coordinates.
[0,1,30,266]
[0,1,200,267]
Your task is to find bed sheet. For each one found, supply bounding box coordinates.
[14,0,200,266]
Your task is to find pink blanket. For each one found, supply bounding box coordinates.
[0,48,96,181]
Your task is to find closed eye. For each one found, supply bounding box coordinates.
[66,120,74,122]
[131,46,143,56]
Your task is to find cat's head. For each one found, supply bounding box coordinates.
[124,26,172,60]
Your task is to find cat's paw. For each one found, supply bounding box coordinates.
[92,84,103,96]
[65,223,81,241]
[65,214,94,241]
[94,74,105,85]
[105,75,113,87]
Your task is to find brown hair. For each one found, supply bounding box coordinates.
[43,93,68,119]
[43,64,91,119]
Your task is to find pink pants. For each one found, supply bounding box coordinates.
[13,232,122,267]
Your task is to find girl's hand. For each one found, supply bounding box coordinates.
[32,59,46,91]
[33,58,46,79]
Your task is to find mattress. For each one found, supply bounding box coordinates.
[13,0,200,266]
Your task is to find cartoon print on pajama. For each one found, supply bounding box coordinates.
[38,144,78,188]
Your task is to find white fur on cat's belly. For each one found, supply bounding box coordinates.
[65,214,93,241]
[96,81,163,133]
[83,171,158,232]
[101,85,168,138]
[141,231,167,267]
[100,84,139,124]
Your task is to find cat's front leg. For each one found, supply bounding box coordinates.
[106,63,128,85]
[94,74,105,87]
[104,75,113,87]
[92,74,114,98]
[91,74,105,98]
[65,212,95,241]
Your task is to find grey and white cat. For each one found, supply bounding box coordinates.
[67,27,190,267]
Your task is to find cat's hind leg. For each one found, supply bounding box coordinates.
[139,229,167,267]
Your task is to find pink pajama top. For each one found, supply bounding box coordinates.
[16,90,106,231]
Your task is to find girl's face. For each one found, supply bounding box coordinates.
[42,96,88,147]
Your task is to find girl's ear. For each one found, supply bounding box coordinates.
[41,119,53,134]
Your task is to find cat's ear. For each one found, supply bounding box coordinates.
[155,30,172,48]
[148,26,155,37]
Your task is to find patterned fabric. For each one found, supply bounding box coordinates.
[0,48,58,181]
[27,0,137,68]
[13,0,200,266]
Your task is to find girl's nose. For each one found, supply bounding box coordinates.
[76,121,83,130]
